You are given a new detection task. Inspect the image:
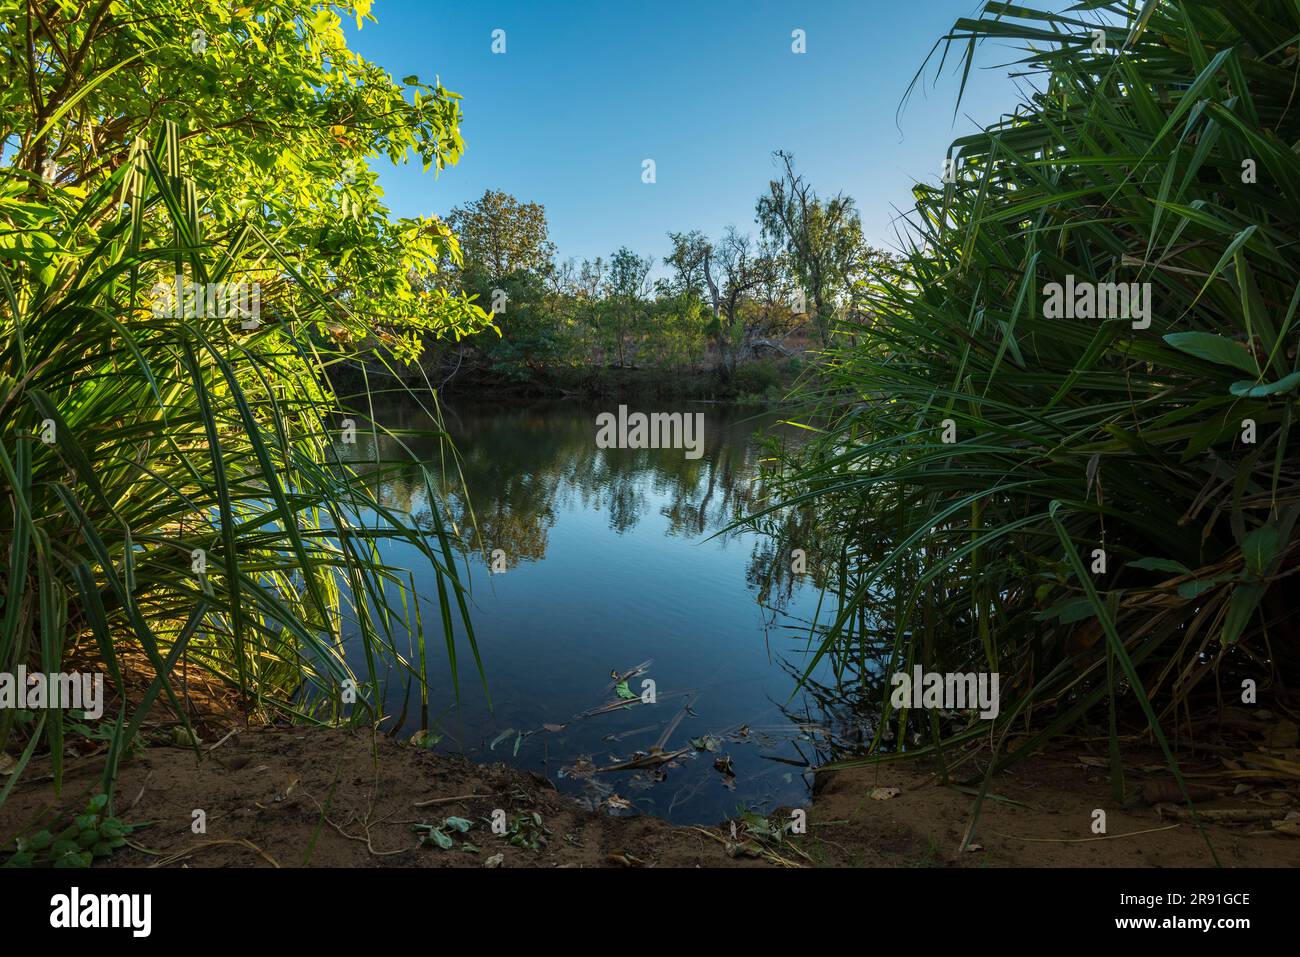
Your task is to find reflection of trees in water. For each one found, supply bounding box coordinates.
[770,657,885,765]
[336,399,925,785]
[766,573,985,763]
[343,401,806,568]
[657,427,760,541]
[742,493,853,625]
[340,400,900,680]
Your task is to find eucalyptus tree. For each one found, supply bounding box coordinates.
[756,150,865,346]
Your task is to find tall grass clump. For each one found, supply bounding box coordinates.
[772,0,1300,777]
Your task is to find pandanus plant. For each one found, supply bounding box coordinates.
[764,0,1300,821]
[0,123,481,811]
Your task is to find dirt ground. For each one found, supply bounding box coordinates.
[3,726,1299,868]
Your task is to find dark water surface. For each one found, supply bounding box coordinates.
[344,399,848,826]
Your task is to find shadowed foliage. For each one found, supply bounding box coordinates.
[765,0,1300,793]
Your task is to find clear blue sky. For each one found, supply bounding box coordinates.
[345,0,1056,271]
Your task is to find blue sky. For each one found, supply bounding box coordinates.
[346,1,1051,270]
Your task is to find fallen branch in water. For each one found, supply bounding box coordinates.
[597,746,693,773]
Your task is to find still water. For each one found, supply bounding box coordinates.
[343,399,854,825]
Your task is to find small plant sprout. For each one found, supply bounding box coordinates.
[413,816,474,850]
[4,794,133,868]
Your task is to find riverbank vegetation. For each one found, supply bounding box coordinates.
[0,0,489,818]
[344,150,893,401]
[761,0,1300,812]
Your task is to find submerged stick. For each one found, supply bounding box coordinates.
[596,746,693,773]
[654,693,698,751]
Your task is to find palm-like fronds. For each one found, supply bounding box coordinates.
[774,0,1300,769]
[0,125,479,808]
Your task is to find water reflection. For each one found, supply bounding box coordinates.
[339,398,868,825]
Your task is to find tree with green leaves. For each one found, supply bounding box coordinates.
[668,227,779,376]
[437,190,563,385]
[756,150,865,346]
[600,246,653,368]
[445,189,556,284]
[0,0,489,356]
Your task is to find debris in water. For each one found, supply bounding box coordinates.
[603,724,658,743]
[597,745,693,772]
[600,659,654,698]
[604,794,634,813]
[559,756,596,780]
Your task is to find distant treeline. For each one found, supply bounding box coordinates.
[351,152,896,399]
